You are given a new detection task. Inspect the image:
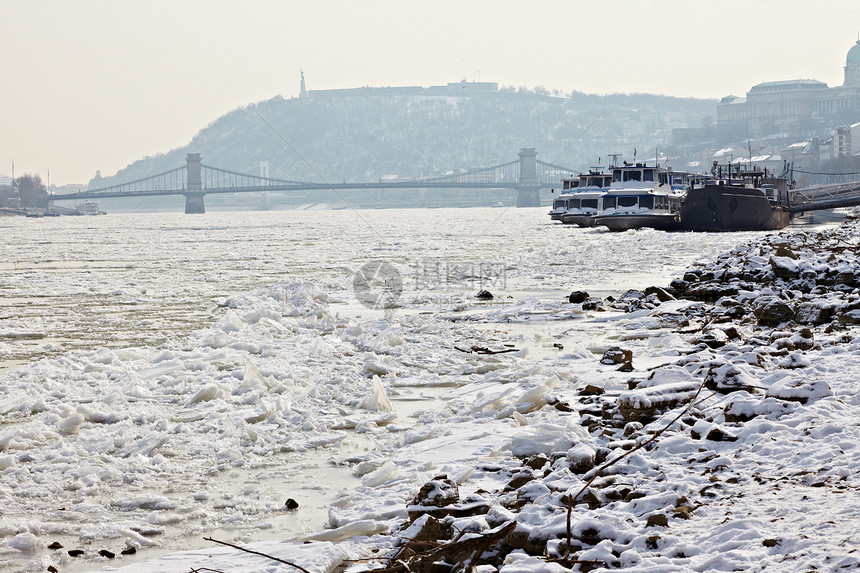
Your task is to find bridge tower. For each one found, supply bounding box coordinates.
[516,147,541,207]
[184,153,205,214]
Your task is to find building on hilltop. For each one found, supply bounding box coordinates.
[717,40,860,139]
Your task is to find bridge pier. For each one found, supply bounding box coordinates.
[184,152,205,214]
[516,186,541,208]
[517,147,541,208]
[184,193,206,214]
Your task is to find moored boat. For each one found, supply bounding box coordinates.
[593,163,686,231]
[559,170,612,227]
[548,176,581,221]
[679,163,791,231]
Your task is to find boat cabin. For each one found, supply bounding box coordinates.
[611,163,680,188]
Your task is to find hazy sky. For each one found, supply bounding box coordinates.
[2,0,859,185]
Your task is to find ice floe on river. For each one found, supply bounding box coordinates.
[1,211,859,572]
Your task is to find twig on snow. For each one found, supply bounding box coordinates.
[202,537,312,573]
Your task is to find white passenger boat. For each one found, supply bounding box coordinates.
[548,177,580,221]
[559,170,612,227]
[592,163,686,231]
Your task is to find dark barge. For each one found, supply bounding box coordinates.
[678,165,792,232]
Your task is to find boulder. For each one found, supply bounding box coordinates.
[753,297,795,326]
[601,347,632,365]
[568,290,589,304]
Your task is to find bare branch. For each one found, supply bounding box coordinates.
[202,537,313,573]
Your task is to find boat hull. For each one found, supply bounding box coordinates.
[594,213,682,231]
[680,186,789,231]
[560,213,596,227]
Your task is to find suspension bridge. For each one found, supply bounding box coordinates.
[49,148,576,213]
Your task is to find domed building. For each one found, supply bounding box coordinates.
[845,39,860,87]
[717,40,860,138]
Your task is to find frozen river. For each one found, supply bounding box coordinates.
[0,208,781,571]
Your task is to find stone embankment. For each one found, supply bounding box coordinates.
[358,221,860,572]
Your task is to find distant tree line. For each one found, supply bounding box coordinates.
[0,174,49,209]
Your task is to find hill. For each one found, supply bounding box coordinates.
[88,83,716,192]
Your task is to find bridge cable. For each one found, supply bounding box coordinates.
[251,108,374,228]
[550,111,605,166]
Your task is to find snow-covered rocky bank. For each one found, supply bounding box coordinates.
[310,222,860,573]
[2,218,859,573]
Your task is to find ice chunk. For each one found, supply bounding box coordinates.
[301,519,389,542]
[57,411,86,434]
[361,376,393,412]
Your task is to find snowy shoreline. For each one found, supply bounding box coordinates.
[2,217,859,573]
[317,221,860,572]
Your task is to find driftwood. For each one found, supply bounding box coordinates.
[201,537,312,573]
[454,345,519,355]
[360,520,517,573]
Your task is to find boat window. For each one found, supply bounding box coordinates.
[601,197,616,209]
[655,196,666,209]
[569,199,581,209]
[581,199,597,209]
[613,170,622,183]
[623,170,642,182]
[618,196,638,208]
[643,169,654,182]
[639,195,654,209]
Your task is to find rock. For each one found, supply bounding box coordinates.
[765,378,833,404]
[704,362,757,394]
[566,443,596,474]
[617,381,700,422]
[685,284,740,302]
[284,498,299,510]
[568,290,589,304]
[410,475,459,508]
[773,244,798,259]
[770,256,800,279]
[696,328,729,349]
[646,513,668,527]
[795,302,833,325]
[582,298,603,311]
[410,515,453,542]
[644,286,675,302]
[475,289,494,300]
[48,542,63,550]
[580,384,605,396]
[601,347,632,365]
[524,454,549,470]
[506,471,535,491]
[753,297,795,326]
[705,426,738,442]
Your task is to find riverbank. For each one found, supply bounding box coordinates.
[72,221,859,572]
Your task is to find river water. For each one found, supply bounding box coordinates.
[0,208,794,571]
